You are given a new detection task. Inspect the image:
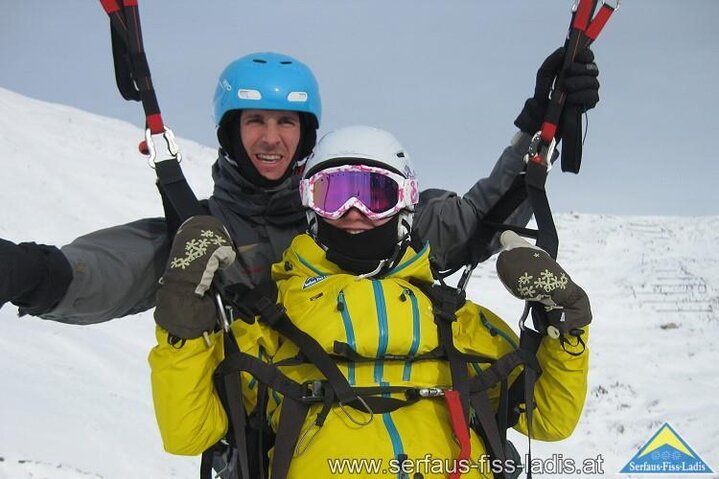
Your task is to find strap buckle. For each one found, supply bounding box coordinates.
[301,380,326,403]
[143,126,182,168]
[524,131,556,172]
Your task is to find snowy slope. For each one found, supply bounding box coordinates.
[1,88,717,478]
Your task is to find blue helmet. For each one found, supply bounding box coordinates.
[213,52,321,129]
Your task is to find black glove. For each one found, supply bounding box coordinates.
[514,47,600,139]
[496,231,592,337]
[154,216,236,340]
[0,238,73,315]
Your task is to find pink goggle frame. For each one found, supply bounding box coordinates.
[300,164,419,221]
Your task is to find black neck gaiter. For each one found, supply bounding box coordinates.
[317,216,401,275]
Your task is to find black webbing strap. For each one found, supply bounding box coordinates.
[212,332,252,479]
[271,398,310,479]
[522,360,540,479]
[252,296,359,407]
[525,160,558,258]
[154,159,206,223]
[467,347,542,479]
[425,285,472,427]
[505,328,543,428]
[471,391,508,479]
[98,0,164,134]
[468,349,541,395]
[469,175,533,268]
[199,443,216,479]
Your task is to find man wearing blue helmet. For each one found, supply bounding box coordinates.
[212,53,321,184]
[0,48,600,326]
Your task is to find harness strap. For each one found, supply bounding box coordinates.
[522,360,540,479]
[199,443,217,479]
[253,296,360,407]
[215,316,538,479]
[468,349,541,394]
[216,348,306,400]
[215,332,252,479]
[506,328,544,427]
[468,347,543,479]
[470,391,508,478]
[468,175,534,270]
[429,285,472,424]
[271,397,310,479]
[154,160,206,223]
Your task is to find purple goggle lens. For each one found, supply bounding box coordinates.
[313,170,400,215]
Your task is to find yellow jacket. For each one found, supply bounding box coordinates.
[149,234,589,478]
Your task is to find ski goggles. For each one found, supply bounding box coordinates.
[300,164,419,221]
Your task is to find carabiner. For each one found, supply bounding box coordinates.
[456,264,475,295]
[294,423,321,456]
[602,0,621,12]
[524,131,556,172]
[517,302,532,333]
[214,292,232,333]
[143,126,182,168]
[339,396,374,426]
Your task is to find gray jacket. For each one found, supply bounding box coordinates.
[40,134,534,325]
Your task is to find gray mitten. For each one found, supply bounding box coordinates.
[496,231,591,337]
[154,216,236,340]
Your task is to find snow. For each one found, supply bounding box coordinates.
[1,88,717,478]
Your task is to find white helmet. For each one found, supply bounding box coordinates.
[303,125,417,181]
[302,125,419,240]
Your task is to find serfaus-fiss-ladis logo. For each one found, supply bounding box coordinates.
[620,422,713,474]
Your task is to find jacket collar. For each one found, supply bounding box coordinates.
[274,234,435,284]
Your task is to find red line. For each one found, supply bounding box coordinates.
[99,0,120,14]
[572,0,594,31]
[586,5,614,40]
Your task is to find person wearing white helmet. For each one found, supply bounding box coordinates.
[150,125,592,479]
[300,125,420,276]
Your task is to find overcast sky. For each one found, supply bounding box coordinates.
[1,1,717,216]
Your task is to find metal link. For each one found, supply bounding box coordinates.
[524,131,556,172]
[144,126,182,168]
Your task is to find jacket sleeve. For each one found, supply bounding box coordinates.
[149,327,229,456]
[454,303,588,442]
[411,132,535,272]
[514,330,589,441]
[149,320,279,456]
[36,217,170,324]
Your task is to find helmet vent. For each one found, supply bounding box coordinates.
[280,61,293,65]
[252,59,267,64]
[396,151,405,158]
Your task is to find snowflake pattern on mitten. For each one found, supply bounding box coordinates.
[169,229,228,270]
[516,269,568,301]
